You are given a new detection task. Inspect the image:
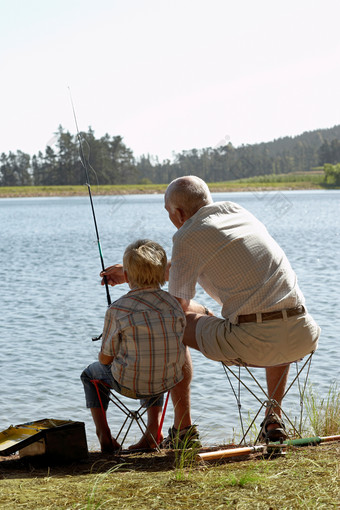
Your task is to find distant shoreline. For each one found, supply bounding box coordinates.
[0,181,329,198]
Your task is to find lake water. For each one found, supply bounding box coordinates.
[0,190,339,449]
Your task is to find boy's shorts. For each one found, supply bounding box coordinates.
[195,310,320,367]
[81,361,164,409]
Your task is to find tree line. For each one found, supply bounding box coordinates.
[1,124,340,187]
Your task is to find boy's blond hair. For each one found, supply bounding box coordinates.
[123,239,167,288]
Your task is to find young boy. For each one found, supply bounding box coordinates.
[81,239,187,452]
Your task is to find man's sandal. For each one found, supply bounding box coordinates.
[160,425,201,449]
[260,412,288,442]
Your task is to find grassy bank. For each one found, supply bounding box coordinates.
[0,442,339,509]
[1,383,339,509]
[0,172,336,198]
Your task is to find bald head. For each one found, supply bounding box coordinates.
[165,175,213,219]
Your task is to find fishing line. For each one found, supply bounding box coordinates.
[68,88,111,334]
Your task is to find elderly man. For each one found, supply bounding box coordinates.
[102,175,320,442]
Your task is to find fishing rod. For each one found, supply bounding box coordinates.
[197,434,340,461]
[68,88,112,322]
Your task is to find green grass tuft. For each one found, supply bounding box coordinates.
[304,383,340,437]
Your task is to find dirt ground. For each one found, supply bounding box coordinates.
[1,442,338,479]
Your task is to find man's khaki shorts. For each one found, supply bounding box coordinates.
[195,310,320,367]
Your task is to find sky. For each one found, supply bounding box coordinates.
[1,0,340,162]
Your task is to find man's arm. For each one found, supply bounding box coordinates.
[175,297,214,316]
[168,256,213,315]
[100,264,125,286]
[164,261,171,281]
[102,261,171,284]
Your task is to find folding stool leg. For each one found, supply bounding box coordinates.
[223,363,276,445]
[222,352,314,445]
[262,352,314,441]
[91,380,163,452]
[223,366,246,442]
[107,392,163,451]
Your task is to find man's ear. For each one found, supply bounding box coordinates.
[123,270,129,283]
[174,207,188,225]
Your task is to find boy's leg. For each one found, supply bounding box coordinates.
[81,362,121,453]
[91,407,120,452]
[128,405,163,450]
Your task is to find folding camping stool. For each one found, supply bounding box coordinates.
[90,379,168,452]
[222,351,314,445]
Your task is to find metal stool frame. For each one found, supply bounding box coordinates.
[222,351,314,445]
[91,379,168,452]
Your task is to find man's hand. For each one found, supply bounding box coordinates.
[100,264,125,286]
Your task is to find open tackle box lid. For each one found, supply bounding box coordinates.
[0,419,88,460]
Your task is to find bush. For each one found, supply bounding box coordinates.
[323,163,340,185]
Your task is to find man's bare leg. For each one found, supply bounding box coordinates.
[265,364,290,431]
[128,405,163,450]
[130,317,197,448]
[91,407,120,452]
[184,312,291,434]
[130,348,193,448]
[171,312,209,431]
[171,347,193,430]
[182,313,202,351]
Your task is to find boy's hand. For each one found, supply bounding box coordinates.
[98,351,114,365]
[100,264,125,286]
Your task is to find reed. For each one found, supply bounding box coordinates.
[304,382,340,436]
[82,464,124,509]
[173,434,201,481]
